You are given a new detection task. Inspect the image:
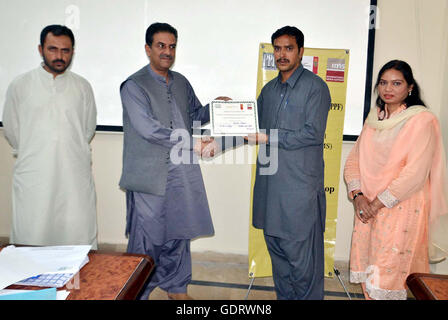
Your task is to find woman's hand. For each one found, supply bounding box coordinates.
[367,197,385,219]
[354,194,385,224]
[354,194,373,223]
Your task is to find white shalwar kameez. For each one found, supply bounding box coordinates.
[2,64,98,248]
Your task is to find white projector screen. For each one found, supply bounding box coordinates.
[0,0,375,137]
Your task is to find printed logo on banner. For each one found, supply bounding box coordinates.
[302,56,318,74]
[262,53,276,70]
[313,56,319,74]
[326,58,345,82]
[330,103,344,112]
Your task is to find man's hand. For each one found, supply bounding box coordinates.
[201,137,219,158]
[244,133,268,145]
[194,137,219,159]
[214,96,232,101]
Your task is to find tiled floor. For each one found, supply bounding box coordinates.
[148,251,366,300]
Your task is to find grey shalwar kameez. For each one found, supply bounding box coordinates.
[120,66,214,299]
[253,64,331,299]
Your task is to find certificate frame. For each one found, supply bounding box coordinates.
[209,100,259,136]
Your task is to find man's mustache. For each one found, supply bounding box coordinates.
[52,59,66,64]
[276,58,289,63]
[160,54,173,60]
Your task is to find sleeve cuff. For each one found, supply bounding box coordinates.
[377,189,399,208]
[347,180,361,195]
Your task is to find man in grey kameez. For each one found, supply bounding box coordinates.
[119,23,222,300]
[246,26,331,299]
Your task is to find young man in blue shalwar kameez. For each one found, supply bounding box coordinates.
[246,26,331,300]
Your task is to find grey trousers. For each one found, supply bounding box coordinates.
[125,190,193,300]
[264,219,324,300]
[129,238,192,300]
[128,239,191,300]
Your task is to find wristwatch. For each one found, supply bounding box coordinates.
[353,191,364,200]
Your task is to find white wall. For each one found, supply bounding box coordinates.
[1,0,447,272]
[0,0,371,136]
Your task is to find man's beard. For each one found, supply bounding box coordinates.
[42,54,72,75]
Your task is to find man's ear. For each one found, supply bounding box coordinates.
[145,44,151,57]
[38,44,43,57]
[298,46,304,60]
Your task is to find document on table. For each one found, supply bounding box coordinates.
[210,100,259,136]
[0,245,91,290]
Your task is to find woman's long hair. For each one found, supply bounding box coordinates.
[375,60,426,112]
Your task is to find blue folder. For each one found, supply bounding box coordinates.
[0,288,57,300]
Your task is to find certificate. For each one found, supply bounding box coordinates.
[209,100,259,136]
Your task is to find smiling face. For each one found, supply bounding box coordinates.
[273,34,304,82]
[377,69,414,107]
[38,32,74,77]
[145,31,176,77]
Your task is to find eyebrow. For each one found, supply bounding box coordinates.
[273,44,294,49]
[380,78,404,82]
[157,41,176,46]
[47,45,72,50]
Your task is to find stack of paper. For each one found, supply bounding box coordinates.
[0,245,91,290]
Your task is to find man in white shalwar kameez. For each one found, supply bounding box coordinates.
[2,25,97,248]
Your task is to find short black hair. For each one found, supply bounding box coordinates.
[271,26,304,49]
[40,25,75,47]
[145,22,178,47]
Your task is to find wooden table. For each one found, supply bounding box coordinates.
[6,251,154,300]
[406,273,448,300]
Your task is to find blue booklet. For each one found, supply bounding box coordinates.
[0,288,57,300]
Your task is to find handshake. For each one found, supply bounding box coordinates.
[193,136,219,159]
[192,95,230,159]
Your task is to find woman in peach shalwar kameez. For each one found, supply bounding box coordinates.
[344,60,448,300]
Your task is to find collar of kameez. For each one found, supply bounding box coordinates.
[365,105,429,130]
[147,63,173,84]
[38,62,69,79]
[276,63,304,88]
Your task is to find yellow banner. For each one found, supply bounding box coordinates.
[249,44,349,278]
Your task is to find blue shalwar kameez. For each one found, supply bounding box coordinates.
[253,64,330,300]
[121,68,214,299]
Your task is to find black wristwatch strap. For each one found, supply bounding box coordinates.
[353,191,364,200]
